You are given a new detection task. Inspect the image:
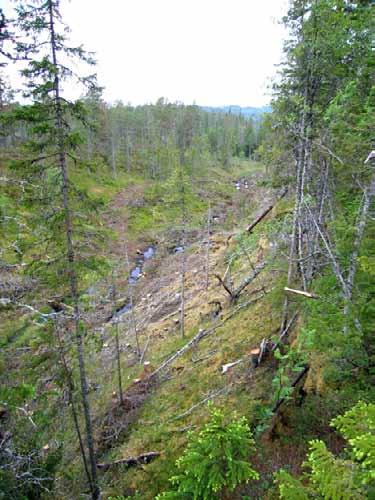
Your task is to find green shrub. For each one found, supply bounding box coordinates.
[276,401,375,499]
[157,407,259,499]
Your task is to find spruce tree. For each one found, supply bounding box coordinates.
[8,1,101,497]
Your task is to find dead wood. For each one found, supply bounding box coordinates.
[257,338,268,365]
[97,452,160,471]
[192,350,217,364]
[140,333,151,364]
[170,425,197,433]
[304,201,349,298]
[284,287,318,299]
[150,293,266,379]
[275,312,299,347]
[251,312,298,371]
[251,337,274,368]
[247,188,287,233]
[155,303,194,323]
[214,273,234,298]
[271,365,309,414]
[231,262,265,300]
[222,359,242,374]
[169,386,230,422]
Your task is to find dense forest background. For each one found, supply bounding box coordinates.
[0,0,374,499]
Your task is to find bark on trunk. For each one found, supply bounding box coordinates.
[48,3,99,497]
[246,188,287,233]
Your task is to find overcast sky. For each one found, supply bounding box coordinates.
[4,0,288,107]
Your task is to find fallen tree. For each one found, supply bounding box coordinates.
[247,188,287,233]
[149,293,266,380]
[169,386,230,422]
[263,365,310,442]
[272,365,310,414]
[97,452,160,471]
[231,263,265,300]
[215,263,265,301]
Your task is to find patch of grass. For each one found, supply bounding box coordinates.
[70,166,142,204]
[96,266,282,498]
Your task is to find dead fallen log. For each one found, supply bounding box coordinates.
[264,365,310,442]
[97,451,160,471]
[231,262,265,300]
[169,386,230,422]
[284,287,318,299]
[275,311,299,347]
[214,273,234,298]
[150,293,266,380]
[271,365,310,414]
[247,188,287,233]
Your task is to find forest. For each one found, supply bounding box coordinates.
[0,0,374,499]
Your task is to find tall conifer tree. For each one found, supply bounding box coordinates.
[10,1,101,497]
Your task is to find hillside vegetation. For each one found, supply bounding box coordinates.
[0,1,374,499]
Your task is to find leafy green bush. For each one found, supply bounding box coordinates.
[157,407,259,499]
[276,401,375,499]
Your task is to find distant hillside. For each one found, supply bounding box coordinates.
[201,104,271,118]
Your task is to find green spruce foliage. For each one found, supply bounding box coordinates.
[157,407,259,499]
[276,401,375,499]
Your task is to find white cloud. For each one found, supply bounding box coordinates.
[3,0,288,106]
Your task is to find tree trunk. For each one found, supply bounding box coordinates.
[205,202,211,290]
[54,317,93,492]
[111,275,124,405]
[180,165,186,338]
[48,3,99,497]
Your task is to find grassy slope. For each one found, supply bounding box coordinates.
[1,158,306,499]
[85,161,291,499]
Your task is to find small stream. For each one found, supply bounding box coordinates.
[129,246,155,284]
[111,246,156,320]
[234,179,249,190]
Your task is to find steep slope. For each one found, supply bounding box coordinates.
[65,163,292,498]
